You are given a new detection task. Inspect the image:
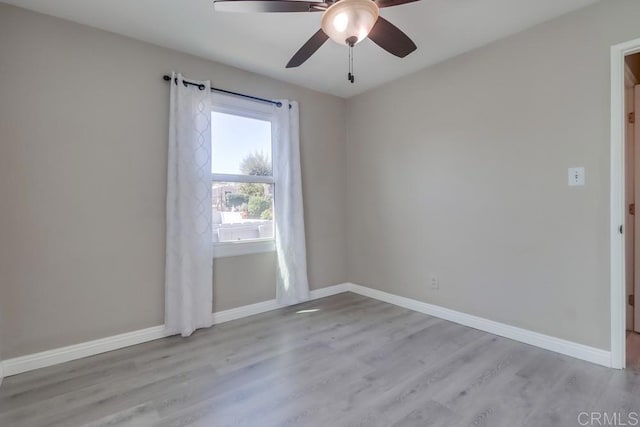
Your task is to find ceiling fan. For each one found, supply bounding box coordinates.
[212,0,419,81]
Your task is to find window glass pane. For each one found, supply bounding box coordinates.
[212,181,274,243]
[211,112,272,176]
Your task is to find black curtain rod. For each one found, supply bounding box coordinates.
[163,75,284,108]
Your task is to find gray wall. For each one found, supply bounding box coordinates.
[346,0,640,351]
[0,4,347,359]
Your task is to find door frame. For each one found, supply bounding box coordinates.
[611,38,640,369]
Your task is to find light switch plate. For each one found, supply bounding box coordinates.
[568,167,585,186]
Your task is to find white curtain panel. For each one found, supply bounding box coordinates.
[274,101,310,305]
[165,72,214,337]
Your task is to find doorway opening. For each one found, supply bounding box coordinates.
[611,38,640,370]
[625,52,640,369]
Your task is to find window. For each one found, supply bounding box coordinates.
[211,95,276,258]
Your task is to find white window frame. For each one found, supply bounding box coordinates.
[211,93,277,259]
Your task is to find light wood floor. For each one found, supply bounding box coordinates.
[1,292,638,427]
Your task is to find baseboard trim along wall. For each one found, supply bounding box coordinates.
[1,326,168,379]
[210,283,349,324]
[0,281,611,379]
[347,283,612,368]
[0,283,349,378]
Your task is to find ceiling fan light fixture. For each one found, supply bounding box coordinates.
[321,0,379,46]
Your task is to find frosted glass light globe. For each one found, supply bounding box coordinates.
[321,0,380,46]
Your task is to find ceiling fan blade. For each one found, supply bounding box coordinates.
[367,16,417,58]
[213,0,325,13]
[375,0,420,8]
[286,29,329,68]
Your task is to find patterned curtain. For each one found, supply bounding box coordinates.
[165,72,213,336]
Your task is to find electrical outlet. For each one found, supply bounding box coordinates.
[568,167,585,186]
[430,274,439,290]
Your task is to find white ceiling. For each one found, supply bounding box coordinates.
[4,0,597,97]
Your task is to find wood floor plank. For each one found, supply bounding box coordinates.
[521,360,615,427]
[0,292,636,427]
[431,339,535,410]
[444,349,567,427]
[390,400,456,427]
[82,404,161,427]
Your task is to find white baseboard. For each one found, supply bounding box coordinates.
[211,299,281,325]
[0,281,611,378]
[308,282,350,299]
[1,325,167,377]
[346,283,612,368]
[0,283,349,378]
[210,283,349,324]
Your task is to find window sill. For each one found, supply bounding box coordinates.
[212,239,276,259]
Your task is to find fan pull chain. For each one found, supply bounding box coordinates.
[347,37,356,84]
